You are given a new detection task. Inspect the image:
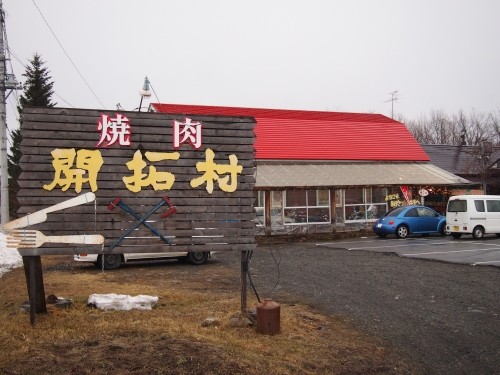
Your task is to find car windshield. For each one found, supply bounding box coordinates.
[384,207,406,217]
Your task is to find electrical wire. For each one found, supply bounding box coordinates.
[4,7,76,113]
[5,46,26,70]
[31,0,106,108]
[266,243,282,294]
[246,250,261,303]
[54,92,74,108]
[245,241,282,303]
[149,81,179,122]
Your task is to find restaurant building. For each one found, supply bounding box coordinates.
[152,103,476,236]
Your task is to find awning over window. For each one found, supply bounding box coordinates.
[255,162,473,188]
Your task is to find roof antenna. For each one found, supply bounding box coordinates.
[138,76,151,112]
[385,91,398,119]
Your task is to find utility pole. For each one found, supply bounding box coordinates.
[0,0,22,226]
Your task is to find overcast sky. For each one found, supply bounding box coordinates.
[3,0,500,131]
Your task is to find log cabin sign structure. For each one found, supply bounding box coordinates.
[15,107,257,257]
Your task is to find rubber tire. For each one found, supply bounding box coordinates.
[187,252,209,265]
[395,225,409,239]
[472,226,485,239]
[451,233,462,239]
[97,254,123,270]
[440,225,450,236]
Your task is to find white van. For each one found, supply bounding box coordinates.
[446,195,500,239]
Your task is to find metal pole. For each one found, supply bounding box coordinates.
[0,0,8,226]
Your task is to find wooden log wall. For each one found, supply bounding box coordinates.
[16,107,257,256]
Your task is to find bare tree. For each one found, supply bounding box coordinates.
[404,108,500,146]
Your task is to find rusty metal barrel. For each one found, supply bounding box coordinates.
[256,298,280,335]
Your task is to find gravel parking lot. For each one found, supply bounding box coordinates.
[220,240,500,375]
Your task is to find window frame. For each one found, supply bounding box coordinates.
[344,187,388,222]
[283,189,331,225]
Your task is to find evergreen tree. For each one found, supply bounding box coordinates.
[8,53,56,217]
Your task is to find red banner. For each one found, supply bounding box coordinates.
[400,186,411,204]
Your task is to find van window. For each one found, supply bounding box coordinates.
[448,199,466,212]
[474,200,485,212]
[486,200,500,212]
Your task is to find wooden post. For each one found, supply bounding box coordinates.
[264,191,271,235]
[330,189,337,224]
[240,250,248,313]
[22,256,47,324]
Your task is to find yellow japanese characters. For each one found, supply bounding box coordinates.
[190,149,242,193]
[43,148,242,194]
[123,150,180,193]
[43,149,104,193]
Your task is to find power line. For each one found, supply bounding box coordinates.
[53,92,74,108]
[6,46,26,70]
[31,0,105,108]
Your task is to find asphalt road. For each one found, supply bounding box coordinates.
[224,238,500,375]
[318,234,500,267]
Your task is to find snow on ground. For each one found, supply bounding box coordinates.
[0,232,22,278]
[88,294,159,310]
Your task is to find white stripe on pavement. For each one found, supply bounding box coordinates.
[402,248,494,256]
[472,260,500,265]
[347,242,449,250]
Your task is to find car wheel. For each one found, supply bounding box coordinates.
[472,226,485,239]
[451,233,462,239]
[97,254,123,270]
[395,225,409,239]
[440,225,450,236]
[377,233,388,238]
[187,251,209,265]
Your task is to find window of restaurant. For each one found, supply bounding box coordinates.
[283,189,330,224]
[254,191,265,226]
[344,187,388,221]
[271,190,284,227]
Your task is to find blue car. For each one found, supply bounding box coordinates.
[373,205,447,238]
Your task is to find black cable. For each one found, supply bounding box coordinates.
[245,240,282,303]
[31,0,105,108]
[245,250,261,303]
[267,243,281,294]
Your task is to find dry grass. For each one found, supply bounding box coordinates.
[0,255,413,375]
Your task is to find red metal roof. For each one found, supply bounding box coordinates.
[152,103,430,161]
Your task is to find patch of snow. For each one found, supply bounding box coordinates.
[0,232,22,278]
[88,293,159,311]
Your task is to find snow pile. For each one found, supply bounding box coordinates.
[0,232,22,278]
[88,293,159,311]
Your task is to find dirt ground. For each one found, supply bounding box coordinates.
[0,250,413,375]
[4,238,497,374]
